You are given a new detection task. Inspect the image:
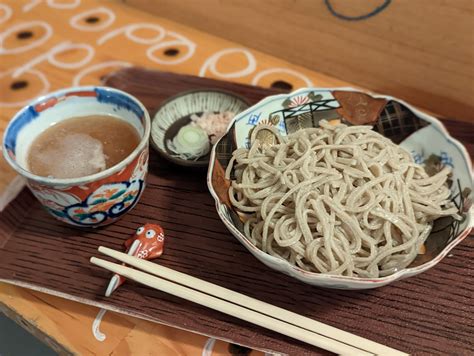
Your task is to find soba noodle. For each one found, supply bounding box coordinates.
[226,120,459,278]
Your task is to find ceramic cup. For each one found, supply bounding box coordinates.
[2,86,151,228]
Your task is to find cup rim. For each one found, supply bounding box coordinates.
[2,86,151,186]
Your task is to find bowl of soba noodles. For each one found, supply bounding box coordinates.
[207,88,473,289]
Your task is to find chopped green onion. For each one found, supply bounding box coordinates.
[167,124,210,161]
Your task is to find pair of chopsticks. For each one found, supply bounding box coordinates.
[91,247,407,355]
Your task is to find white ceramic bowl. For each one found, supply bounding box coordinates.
[3,86,150,228]
[207,87,473,289]
[150,89,249,168]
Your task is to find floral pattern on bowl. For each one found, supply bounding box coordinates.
[207,87,473,289]
[29,149,148,227]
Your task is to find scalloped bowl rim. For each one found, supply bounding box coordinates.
[207,87,474,288]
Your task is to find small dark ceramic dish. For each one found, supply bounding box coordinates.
[151,89,250,168]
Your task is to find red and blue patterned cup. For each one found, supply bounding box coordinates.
[2,86,150,227]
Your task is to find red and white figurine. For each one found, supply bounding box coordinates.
[105,223,166,297]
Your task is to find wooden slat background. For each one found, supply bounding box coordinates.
[124,0,474,123]
[1,68,473,356]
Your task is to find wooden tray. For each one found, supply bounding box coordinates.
[1,68,473,356]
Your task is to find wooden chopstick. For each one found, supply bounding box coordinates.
[91,256,368,355]
[93,247,408,355]
[98,247,406,355]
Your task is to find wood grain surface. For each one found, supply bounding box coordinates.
[125,0,474,123]
[0,283,252,356]
[1,68,473,356]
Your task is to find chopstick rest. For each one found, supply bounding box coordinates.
[104,223,166,297]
